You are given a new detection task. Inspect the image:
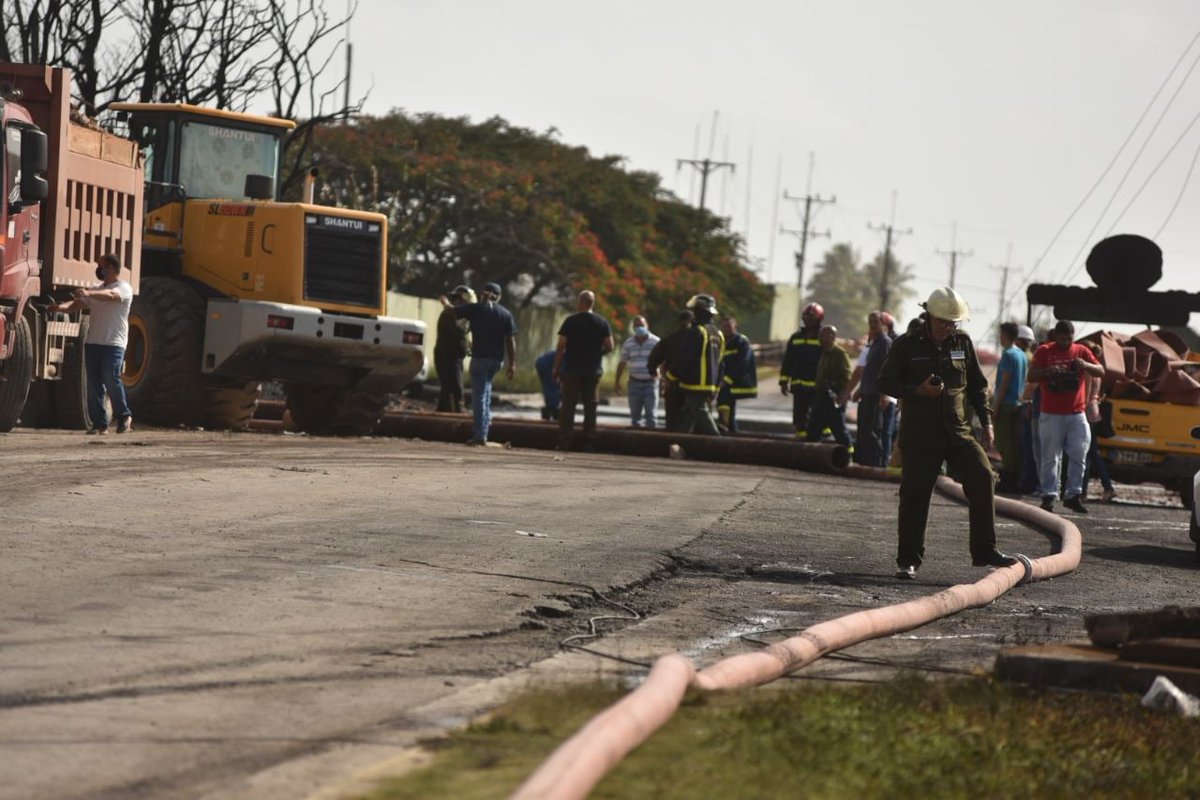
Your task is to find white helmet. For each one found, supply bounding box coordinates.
[923,286,970,322]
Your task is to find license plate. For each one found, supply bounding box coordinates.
[1108,449,1159,465]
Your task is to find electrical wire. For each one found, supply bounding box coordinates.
[987,24,1200,331]
[1154,130,1200,239]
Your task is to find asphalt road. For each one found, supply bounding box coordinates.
[1,424,1196,799]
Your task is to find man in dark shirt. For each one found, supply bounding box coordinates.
[553,290,614,452]
[646,310,694,431]
[442,282,517,446]
[878,287,1017,579]
[434,285,474,412]
[851,310,893,466]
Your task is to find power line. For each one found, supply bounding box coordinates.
[987,24,1200,337]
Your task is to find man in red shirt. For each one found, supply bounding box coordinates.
[1029,320,1105,512]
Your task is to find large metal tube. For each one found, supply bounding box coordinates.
[376,412,850,472]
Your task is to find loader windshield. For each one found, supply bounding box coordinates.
[178,120,279,201]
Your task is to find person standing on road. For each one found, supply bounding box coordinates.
[646,310,694,431]
[553,290,614,452]
[50,253,134,434]
[1015,324,1041,495]
[434,285,475,413]
[993,322,1028,493]
[878,287,1018,579]
[534,349,561,421]
[442,282,517,446]
[849,310,893,466]
[667,294,724,435]
[715,315,757,433]
[780,302,825,438]
[806,325,852,446]
[613,315,660,428]
[1030,320,1105,513]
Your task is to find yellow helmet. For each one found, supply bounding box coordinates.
[923,286,970,322]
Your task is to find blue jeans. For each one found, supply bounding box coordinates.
[627,379,657,428]
[469,357,502,441]
[1038,411,1090,500]
[880,401,897,467]
[85,344,131,428]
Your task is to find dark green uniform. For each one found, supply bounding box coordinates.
[878,326,997,569]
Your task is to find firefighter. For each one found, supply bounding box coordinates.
[646,309,694,431]
[716,315,757,433]
[667,294,724,435]
[780,302,825,437]
[878,287,1019,580]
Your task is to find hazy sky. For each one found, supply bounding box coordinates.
[349,0,1200,336]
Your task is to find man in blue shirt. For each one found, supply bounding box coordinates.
[993,321,1028,493]
[442,282,517,445]
[553,290,614,451]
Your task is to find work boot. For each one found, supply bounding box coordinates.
[895,564,917,580]
[86,426,108,435]
[116,416,133,434]
[1040,495,1055,512]
[972,550,1019,569]
[1063,495,1089,514]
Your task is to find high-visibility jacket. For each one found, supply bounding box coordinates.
[779,325,822,388]
[720,332,758,398]
[668,322,724,393]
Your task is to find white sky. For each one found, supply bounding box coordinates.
[348,0,1200,338]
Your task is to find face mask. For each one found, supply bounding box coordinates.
[634,326,648,337]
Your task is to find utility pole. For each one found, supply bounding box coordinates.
[867,192,912,312]
[676,157,736,212]
[935,222,973,290]
[990,244,1019,345]
[343,0,353,125]
[780,225,830,303]
[782,153,836,294]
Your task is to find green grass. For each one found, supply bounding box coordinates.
[361,676,1200,799]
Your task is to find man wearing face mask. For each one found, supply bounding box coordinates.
[49,254,134,434]
[614,315,660,428]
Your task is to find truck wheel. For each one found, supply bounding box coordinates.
[0,315,34,432]
[285,380,389,436]
[205,380,262,431]
[123,277,206,426]
[53,315,93,430]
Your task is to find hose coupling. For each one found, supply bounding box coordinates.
[1015,553,1034,585]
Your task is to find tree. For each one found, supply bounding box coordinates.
[806,243,916,340]
[1,0,360,193]
[309,112,769,326]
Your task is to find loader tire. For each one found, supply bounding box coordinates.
[0,315,34,432]
[53,315,93,430]
[285,380,389,436]
[123,277,206,427]
[20,379,57,429]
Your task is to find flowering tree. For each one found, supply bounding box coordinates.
[306,112,769,327]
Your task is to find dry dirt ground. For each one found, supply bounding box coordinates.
[0,426,1196,800]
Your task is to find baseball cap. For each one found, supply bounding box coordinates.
[481,282,502,297]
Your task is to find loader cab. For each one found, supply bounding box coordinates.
[110,103,295,250]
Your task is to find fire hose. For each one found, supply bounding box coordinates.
[510,475,1082,799]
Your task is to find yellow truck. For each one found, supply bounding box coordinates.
[110,102,425,434]
[1099,380,1200,509]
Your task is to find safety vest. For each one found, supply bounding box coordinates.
[721,332,758,397]
[780,325,822,388]
[668,322,724,392]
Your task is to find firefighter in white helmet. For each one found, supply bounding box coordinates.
[877,286,1019,579]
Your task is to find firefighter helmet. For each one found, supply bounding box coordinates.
[922,286,970,322]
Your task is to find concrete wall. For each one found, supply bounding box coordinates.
[741,284,801,343]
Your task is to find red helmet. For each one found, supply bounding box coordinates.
[803,302,825,321]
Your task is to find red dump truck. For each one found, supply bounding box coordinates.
[0,64,143,431]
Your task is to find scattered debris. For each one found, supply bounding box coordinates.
[1141,676,1200,717]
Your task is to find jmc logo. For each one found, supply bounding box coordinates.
[1116,422,1151,434]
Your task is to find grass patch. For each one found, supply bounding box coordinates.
[361,676,1200,799]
